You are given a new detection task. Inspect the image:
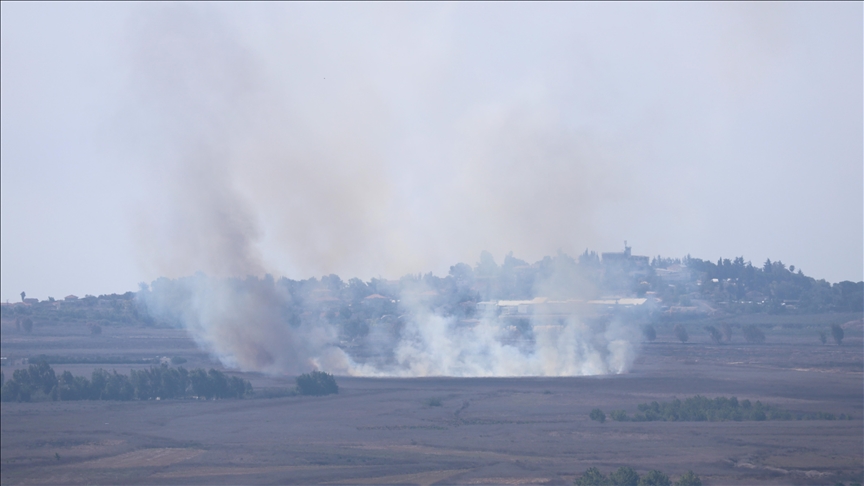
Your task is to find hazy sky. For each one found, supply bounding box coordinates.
[2,2,862,302]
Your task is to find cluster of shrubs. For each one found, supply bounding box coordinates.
[590,396,852,423]
[0,360,252,402]
[295,371,338,396]
[574,466,701,486]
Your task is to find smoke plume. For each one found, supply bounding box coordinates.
[127,5,649,377]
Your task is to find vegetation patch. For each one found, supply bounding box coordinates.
[295,370,338,396]
[0,360,252,402]
[574,466,701,486]
[591,396,853,422]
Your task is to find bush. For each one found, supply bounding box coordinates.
[609,466,640,486]
[589,408,606,423]
[575,467,608,486]
[639,470,670,486]
[704,326,722,344]
[610,410,629,422]
[170,356,187,365]
[642,325,656,342]
[742,324,765,344]
[296,371,338,396]
[721,323,733,342]
[673,324,688,343]
[425,397,443,407]
[674,471,701,486]
[831,324,844,345]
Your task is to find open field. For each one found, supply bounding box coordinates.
[1,316,862,485]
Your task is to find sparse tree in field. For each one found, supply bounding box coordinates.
[673,324,688,343]
[818,330,827,345]
[639,470,671,486]
[21,317,33,334]
[831,324,844,345]
[642,324,656,342]
[673,471,701,486]
[704,326,722,344]
[589,408,606,423]
[721,323,733,342]
[575,467,608,486]
[742,324,765,344]
[609,466,640,486]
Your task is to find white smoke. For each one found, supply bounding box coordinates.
[125,4,648,377]
[140,273,643,377]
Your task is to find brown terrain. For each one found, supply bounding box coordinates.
[1,315,862,485]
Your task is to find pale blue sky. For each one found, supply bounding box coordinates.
[2,2,861,302]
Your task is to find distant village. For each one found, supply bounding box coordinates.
[2,244,861,338]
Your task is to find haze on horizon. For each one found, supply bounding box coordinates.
[1,2,862,302]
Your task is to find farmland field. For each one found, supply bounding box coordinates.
[1,315,862,485]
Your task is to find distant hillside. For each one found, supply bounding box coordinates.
[2,248,861,332]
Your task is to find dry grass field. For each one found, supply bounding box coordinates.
[1,316,862,485]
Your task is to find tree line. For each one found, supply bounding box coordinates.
[6,249,860,341]
[589,395,852,423]
[574,466,701,486]
[0,361,252,402]
[684,256,862,313]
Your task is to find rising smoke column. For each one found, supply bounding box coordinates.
[127,5,644,377]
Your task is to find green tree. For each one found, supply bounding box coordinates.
[818,330,827,344]
[22,317,33,334]
[296,371,338,396]
[26,359,57,395]
[20,291,25,302]
[673,324,688,343]
[721,323,733,342]
[575,467,609,486]
[639,470,670,486]
[190,369,213,398]
[742,324,765,344]
[610,410,629,422]
[589,408,606,423]
[704,326,722,344]
[642,325,656,342]
[674,471,701,486]
[609,466,640,486]
[831,324,844,345]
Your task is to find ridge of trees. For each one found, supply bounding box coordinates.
[4,250,860,338]
[589,396,853,423]
[0,361,252,402]
[574,466,701,486]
